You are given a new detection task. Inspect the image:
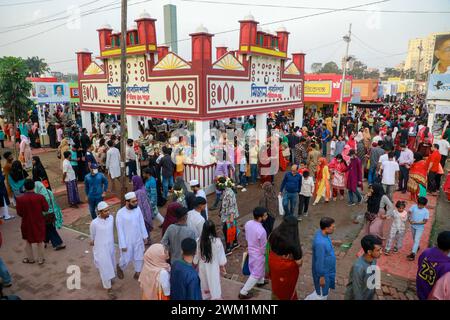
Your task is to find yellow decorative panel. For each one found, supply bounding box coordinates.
[213,53,245,71]
[84,62,104,75]
[284,62,300,75]
[153,53,191,70]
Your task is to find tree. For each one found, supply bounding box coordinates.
[403,68,416,79]
[383,67,401,79]
[25,56,50,77]
[347,59,367,79]
[319,61,341,74]
[0,57,34,156]
[311,62,323,73]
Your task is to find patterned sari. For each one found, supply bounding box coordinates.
[408,160,428,201]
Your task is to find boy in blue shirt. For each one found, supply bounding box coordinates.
[407,197,429,261]
[170,238,202,300]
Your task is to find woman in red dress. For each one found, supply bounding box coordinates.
[407,153,428,202]
[268,216,303,300]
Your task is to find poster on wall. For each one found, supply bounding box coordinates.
[427,33,450,101]
[30,82,70,104]
[37,105,47,135]
[427,74,450,100]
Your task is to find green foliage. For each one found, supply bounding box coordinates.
[319,61,341,74]
[383,67,402,79]
[0,56,34,121]
[25,56,50,77]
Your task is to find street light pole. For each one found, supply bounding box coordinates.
[119,0,128,206]
[415,40,423,105]
[336,23,352,136]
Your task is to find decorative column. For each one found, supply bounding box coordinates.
[81,110,92,133]
[294,107,303,128]
[126,115,140,140]
[183,120,215,194]
[256,113,267,144]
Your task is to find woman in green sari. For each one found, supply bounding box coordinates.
[34,181,66,250]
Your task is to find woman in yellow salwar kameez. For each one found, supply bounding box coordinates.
[312,157,331,205]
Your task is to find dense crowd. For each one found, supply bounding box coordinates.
[0,96,449,301]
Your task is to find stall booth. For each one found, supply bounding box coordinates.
[76,12,304,193]
[303,73,352,117]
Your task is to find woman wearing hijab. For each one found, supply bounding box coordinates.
[139,243,171,300]
[132,175,153,241]
[32,156,51,190]
[19,135,32,169]
[8,161,28,198]
[161,202,182,237]
[29,123,38,148]
[364,183,393,238]
[34,181,65,250]
[312,158,331,205]
[268,216,303,300]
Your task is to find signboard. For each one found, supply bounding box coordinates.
[427,33,450,101]
[80,56,198,114]
[30,82,70,104]
[430,33,450,75]
[304,80,332,97]
[436,105,450,114]
[427,74,450,100]
[351,87,361,103]
[207,56,302,113]
[343,80,351,97]
[37,105,47,135]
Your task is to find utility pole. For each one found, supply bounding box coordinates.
[415,40,423,104]
[336,23,352,136]
[119,0,128,206]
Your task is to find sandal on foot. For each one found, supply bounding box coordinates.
[22,258,35,264]
[38,259,45,265]
[107,289,117,300]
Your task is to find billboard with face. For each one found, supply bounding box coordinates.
[431,33,450,75]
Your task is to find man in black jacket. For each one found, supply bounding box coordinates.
[287,127,300,164]
[160,147,175,200]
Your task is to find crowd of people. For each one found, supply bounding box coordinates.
[0,95,449,301]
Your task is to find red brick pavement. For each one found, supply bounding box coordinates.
[356,191,437,281]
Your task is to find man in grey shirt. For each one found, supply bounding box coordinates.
[369,141,385,185]
[161,206,196,264]
[344,235,382,300]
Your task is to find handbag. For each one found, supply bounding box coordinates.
[241,251,250,276]
[282,147,290,157]
[278,195,285,216]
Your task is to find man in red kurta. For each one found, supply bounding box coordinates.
[16,179,49,264]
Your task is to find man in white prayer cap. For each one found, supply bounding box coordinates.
[189,179,208,220]
[116,192,149,280]
[89,201,117,299]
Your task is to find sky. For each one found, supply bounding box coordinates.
[0,0,449,74]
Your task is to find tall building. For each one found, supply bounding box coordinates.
[163,4,178,54]
[403,32,448,74]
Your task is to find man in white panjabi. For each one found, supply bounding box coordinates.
[105,140,121,192]
[116,192,148,280]
[89,201,117,300]
[187,197,206,239]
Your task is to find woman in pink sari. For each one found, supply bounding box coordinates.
[328,154,348,201]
